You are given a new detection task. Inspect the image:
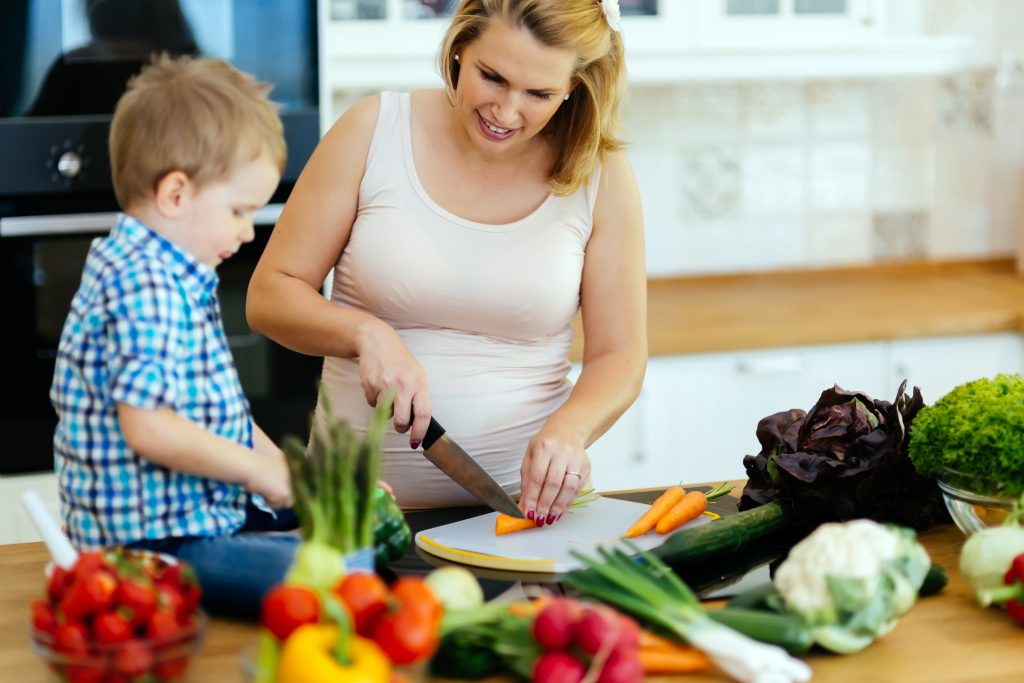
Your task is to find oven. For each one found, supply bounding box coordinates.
[1,0,324,474]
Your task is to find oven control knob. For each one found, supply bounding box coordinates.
[56,151,83,178]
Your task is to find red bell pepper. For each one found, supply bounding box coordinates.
[980,552,1024,626]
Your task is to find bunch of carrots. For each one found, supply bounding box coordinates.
[625,482,734,538]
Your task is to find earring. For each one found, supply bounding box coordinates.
[454,54,460,62]
[564,93,570,101]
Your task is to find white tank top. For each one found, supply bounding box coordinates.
[316,91,600,509]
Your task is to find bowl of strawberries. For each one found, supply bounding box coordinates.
[29,547,206,683]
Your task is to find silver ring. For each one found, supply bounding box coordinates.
[565,470,582,479]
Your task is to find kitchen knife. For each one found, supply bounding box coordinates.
[421,418,526,519]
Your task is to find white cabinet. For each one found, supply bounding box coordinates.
[642,342,888,486]
[581,333,1024,490]
[888,333,1024,403]
[0,472,60,546]
[320,0,969,112]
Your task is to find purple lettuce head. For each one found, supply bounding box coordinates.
[739,381,948,531]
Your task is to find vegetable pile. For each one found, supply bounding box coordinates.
[909,373,1024,496]
[258,572,443,683]
[433,587,709,682]
[29,548,204,683]
[565,545,812,683]
[740,381,949,532]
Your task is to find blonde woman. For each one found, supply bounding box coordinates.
[248,0,646,527]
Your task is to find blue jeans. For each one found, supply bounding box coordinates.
[128,499,300,620]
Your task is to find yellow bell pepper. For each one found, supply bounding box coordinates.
[278,624,390,683]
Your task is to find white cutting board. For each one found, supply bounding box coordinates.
[415,496,712,573]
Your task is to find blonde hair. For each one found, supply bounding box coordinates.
[109,54,286,209]
[438,0,627,196]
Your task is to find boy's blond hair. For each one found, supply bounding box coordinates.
[109,54,287,210]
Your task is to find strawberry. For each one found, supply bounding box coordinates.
[46,564,72,605]
[116,577,157,627]
[146,610,182,646]
[60,569,118,622]
[113,639,153,678]
[93,611,134,647]
[53,622,90,656]
[30,598,58,637]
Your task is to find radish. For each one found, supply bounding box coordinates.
[532,598,578,650]
[532,651,586,683]
[574,606,630,657]
[597,649,644,683]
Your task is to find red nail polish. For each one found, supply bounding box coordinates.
[546,514,555,525]
[527,510,535,521]
[536,517,545,527]
[410,441,420,450]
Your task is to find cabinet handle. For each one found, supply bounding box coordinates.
[735,355,803,376]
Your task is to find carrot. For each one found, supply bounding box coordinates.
[625,485,685,538]
[654,490,709,534]
[639,629,679,650]
[654,482,735,535]
[638,646,714,674]
[495,513,537,536]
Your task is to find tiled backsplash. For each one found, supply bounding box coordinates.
[626,72,1016,276]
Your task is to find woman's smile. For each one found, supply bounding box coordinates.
[476,111,518,141]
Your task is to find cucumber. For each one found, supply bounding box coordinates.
[707,607,813,655]
[919,562,948,597]
[725,582,782,611]
[653,500,795,566]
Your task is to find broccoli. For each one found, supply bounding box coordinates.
[909,373,1024,496]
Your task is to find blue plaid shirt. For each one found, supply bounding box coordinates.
[51,214,258,548]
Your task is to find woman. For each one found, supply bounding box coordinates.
[247,0,646,527]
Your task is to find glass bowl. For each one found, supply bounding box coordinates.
[29,612,207,683]
[937,467,1019,535]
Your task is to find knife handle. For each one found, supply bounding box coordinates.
[421,417,445,451]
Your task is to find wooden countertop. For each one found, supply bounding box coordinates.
[570,258,1024,359]
[3,519,1023,682]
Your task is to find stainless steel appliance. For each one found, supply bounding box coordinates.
[1,0,323,474]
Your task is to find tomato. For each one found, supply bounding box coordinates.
[332,573,389,635]
[389,576,441,623]
[261,585,321,641]
[371,608,440,665]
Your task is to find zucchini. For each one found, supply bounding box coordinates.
[707,607,813,655]
[653,500,795,566]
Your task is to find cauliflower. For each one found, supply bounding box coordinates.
[773,519,931,654]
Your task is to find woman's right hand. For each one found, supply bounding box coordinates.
[356,319,432,449]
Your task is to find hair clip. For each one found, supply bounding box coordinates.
[599,0,622,33]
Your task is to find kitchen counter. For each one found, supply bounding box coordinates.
[3,489,1023,682]
[569,258,1024,359]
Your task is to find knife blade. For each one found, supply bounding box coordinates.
[421,418,525,519]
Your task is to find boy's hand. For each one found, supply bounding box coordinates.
[245,457,293,509]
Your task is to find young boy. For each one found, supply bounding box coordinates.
[50,55,297,619]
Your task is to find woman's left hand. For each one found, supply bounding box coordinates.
[518,428,591,527]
